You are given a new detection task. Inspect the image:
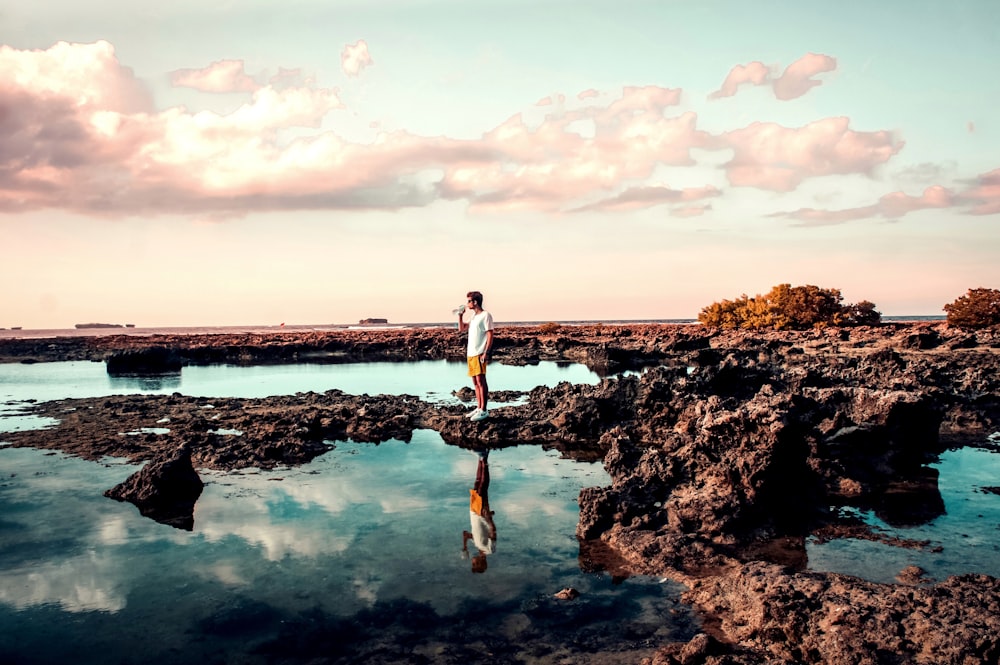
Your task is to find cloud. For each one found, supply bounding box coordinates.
[170,59,260,93]
[773,53,837,100]
[671,203,712,218]
[269,68,314,90]
[709,53,836,101]
[2,41,993,223]
[0,551,127,613]
[341,40,373,78]
[708,61,769,100]
[573,185,721,213]
[960,168,1000,215]
[879,185,953,217]
[717,117,904,191]
[775,168,1000,223]
[604,85,682,116]
[443,86,704,213]
[535,94,567,108]
[1,40,152,113]
[773,186,955,226]
[0,41,347,215]
[894,161,957,184]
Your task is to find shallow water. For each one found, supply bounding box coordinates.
[0,359,599,404]
[0,360,693,663]
[1,358,998,660]
[0,433,693,664]
[807,444,1000,583]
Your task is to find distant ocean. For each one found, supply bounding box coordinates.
[0,316,946,340]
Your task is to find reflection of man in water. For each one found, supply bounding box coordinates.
[462,449,497,573]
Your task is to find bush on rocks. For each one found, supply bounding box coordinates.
[698,284,882,330]
[943,287,1000,328]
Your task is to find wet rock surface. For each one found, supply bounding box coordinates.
[3,321,1000,664]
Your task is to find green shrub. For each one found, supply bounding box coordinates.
[698,284,882,330]
[943,288,1000,328]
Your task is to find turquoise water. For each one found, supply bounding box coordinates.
[0,361,693,663]
[807,444,1000,583]
[1,358,998,662]
[0,359,599,403]
[0,434,692,664]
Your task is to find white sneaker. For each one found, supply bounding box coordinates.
[467,408,482,419]
[470,409,489,422]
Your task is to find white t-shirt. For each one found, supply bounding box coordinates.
[466,310,495,357]
[469,511,497,553]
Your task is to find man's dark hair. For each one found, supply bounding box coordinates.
[467,291,484,308]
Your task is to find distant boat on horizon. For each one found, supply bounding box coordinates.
[75,323,125,329]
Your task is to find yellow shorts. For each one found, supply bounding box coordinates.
[468,355,486,377]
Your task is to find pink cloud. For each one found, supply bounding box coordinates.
[535,94,566,108]
[961,168,1000,215]
[0,42,346,215]
[577,89,600,100]
[341,40,373,78]
[774,186,955,226]
[879,185,953,217]
[708,61,769,100]
[718,117,903,191]
[709,54,836,101]
[671,204,712,218]
[604,85,682,117]
[170,60,260,93]
[572,185,721,213]
[0,41,154,212]
[7,42,983,224]
[268,68,317,91]
[1,40,152,113]
[446,87,707,213]
[773,53,837,100]
[774,172,1000,224]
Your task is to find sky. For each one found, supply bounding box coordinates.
[2,0,998,328]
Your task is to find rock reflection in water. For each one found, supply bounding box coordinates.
[107,371,182,392]
[872,466,946,528]
[103,444,204,531]
[807,445,1000,583]
[0,432,697,664]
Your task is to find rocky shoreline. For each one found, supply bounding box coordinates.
[2,322,1000,664]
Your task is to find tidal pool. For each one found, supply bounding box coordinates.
[0,429,695,664]
[0,359,697,662]
[806,444,1000,583]
[2,358,999,660]
[0,359,600,403]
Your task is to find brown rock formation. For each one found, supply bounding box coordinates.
[3,321,1000,663]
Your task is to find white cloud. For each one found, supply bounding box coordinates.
[341,39,373,78]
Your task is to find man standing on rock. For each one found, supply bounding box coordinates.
[459,291,494,422]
